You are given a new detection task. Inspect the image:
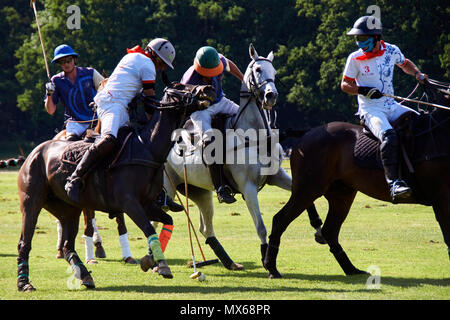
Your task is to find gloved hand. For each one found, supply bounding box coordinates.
[46,82,55,96]
[358,86,383,99]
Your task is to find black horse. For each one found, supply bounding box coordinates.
[16,83,215,291]
[264,81,450,278]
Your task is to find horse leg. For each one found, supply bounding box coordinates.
[188,186,244,271]
[432,194,450,261]
[264,194,309,278]
[115,213,137,264]
[124,201,172,279]
[267,166,324,243]
[241,182,269,267]
[322,183,366,275]
[17,206,40,292]
[60,214,95,289]
[90,215,107,259]
[307,204,326,244]
[56,220,64,258]
[82,209,98,264]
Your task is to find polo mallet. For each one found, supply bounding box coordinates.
[30,0,51,80]
[383,93,450,111]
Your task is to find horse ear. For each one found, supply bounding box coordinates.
[267,51,274,62]
[249,43,258,60]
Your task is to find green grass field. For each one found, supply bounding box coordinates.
[0,166,449,301]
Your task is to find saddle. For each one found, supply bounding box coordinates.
[353,112,415,170]
[354,109,450,205]
[60,126,134,168]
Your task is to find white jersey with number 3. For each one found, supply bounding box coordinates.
[343,41,407,113]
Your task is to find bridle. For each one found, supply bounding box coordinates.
[232,58,276,130]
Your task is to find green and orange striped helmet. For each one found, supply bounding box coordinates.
[194,46,223,77]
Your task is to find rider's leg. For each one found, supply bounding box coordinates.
[65,102,126,202]
[64,133,117,202]
[363,110,411,202]
[207,162,236,204]
[380,129,412,201]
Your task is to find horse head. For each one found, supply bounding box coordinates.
[244,43,278,110]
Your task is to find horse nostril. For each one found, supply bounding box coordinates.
[265,91,277,101]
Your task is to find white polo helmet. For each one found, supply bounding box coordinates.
[147,38,176,69]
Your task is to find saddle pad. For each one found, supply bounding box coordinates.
[353,131,383,170]
[61,140,91,165]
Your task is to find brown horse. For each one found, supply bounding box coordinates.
[16,83,215,291]
[54,129,136,264]
[264,83,450,278]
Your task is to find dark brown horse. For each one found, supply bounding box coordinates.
[54,129,135,264]
[16,83,215,291]
[264,83,450,278]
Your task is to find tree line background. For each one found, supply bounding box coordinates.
[0,0,448,154]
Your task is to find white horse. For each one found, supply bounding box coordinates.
[163,44,323,270]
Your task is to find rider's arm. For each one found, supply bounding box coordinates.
[226,58,244,82]
[340,76,359,95]
[397,59,427,82]
[44,96,56,115]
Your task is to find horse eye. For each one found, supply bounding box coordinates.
[255,67,261,73]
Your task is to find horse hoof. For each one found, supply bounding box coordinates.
[124,257,138,264]
[314,229,327,245]
[228,262,245,271]
[157,260,173,279]
[19,283,36,292]
[81,275,96,289]
[94,243,107,258]
[346,269,369,276]
[268,270,283,279]
[140,255,156,272]
[87,259,98,265]
[56,250,64,259]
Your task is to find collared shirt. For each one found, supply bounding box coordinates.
[95,52,156,107]
[343,41,407,111]
[180,54,229,104]
[50,67,101,121]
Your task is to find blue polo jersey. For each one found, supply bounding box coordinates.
[180,54,228,104]
[50,67,97,121]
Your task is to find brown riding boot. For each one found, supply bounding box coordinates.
[208,163,236,204]
[65,134,117,203]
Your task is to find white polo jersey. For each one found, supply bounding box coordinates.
[94,52,156,107]
[343,41,407,113]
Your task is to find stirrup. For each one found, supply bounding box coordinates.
[390,180,412,203]
[217,185,236,204]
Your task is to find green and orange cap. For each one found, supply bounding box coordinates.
[194,46,223,77]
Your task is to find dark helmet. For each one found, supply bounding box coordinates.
[347,16,382,36]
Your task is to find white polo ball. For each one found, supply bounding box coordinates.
[198,273,206,281]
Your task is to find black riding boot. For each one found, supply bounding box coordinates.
[380,129,412,203]
[155,188,184,212]
[65,134,117,203]
[208,163,236,204]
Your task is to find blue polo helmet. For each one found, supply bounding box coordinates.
[51,44,79,63]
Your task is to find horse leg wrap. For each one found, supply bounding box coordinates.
[206,236,233,268]
[66,251,90,279]
[159,225,174,253]
[17,258,30,290]
[148,234,165,262]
